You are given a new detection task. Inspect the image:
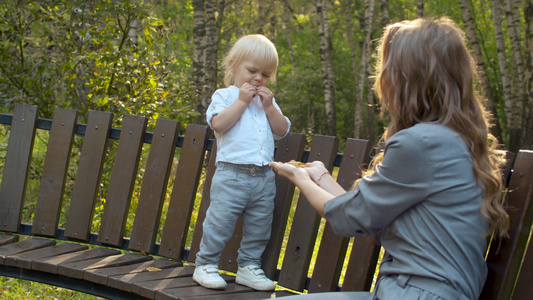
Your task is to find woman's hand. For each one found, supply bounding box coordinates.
[269,161,310,185]
[306,161,346,196]
[303,161,329,183]
[270,160,335,218]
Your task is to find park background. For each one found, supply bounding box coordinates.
[0,0,532,298]
[1,0,532,152]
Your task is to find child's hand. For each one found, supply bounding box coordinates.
[256,86,274,107]
[238,83,257,104]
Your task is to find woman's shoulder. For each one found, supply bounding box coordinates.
[390,123,469,155]
[397,123,460,141]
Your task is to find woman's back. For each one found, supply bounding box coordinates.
[376,123,488,299]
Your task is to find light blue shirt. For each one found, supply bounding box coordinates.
[206,85,291,166]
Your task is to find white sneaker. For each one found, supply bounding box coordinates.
[193,264,227,289]
[235,265,276,291]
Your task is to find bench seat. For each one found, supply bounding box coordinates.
[1,103,532,299]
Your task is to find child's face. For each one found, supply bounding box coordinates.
[233,59,272,88]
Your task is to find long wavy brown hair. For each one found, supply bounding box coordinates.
[369,17,509,238]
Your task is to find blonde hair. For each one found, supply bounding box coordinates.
[222,34,279,87]
[370,17,509,238]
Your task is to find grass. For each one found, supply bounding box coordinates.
[0,277,102,299]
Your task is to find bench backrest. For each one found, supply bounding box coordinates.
[481,150,533,300]
[1,103,532,298]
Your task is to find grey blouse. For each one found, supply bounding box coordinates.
[324,123,488,299]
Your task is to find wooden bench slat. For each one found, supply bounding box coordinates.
[159,124,210,260]
[107,265,195,292]
[128,118,180,254]
[502,152,515,186]
[263,133,307,279]
[64,110,113,241]
[308,138,373,293]
[481,150,533,300]
[277,134,339,291]
[32,108,78,237]
[32,247,121,274]
[188,142,217,263]
[57,252,152,279]
[0,235,19,246]
[339,142,383,293]
[0,104,38,232]
[133,274,234,299]
[83,258,181,285]
[133,276,198,299]
[341,237,381,291]
[0,238,56,264]
[511,228,533,299]
[177,290,294,300]
[4,243,88,269]
[155,282,249,300]
[97,114,148,246]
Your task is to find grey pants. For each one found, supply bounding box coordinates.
[195,162,276,268]
[276,275,468,299]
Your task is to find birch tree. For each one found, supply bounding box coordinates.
[491,0,517,151]
[380,0,389,28]
[416,0,424,17]
[354,0,375,138]
[343,0,360,136]
[316,0,337,136]
[525,0,533,148]
[192,0,222,124]
[504,0,526,152]
[366,52,377,142]
[459,0,502,139]
[204,0,222,115]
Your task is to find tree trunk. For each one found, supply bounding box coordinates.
[459,0,502,140]
[504,0,525,152]
[192,0,207,124]
[380,0,389,28]
[282,2,302,130]
[491,0,516,151]
[257,1,267,34]
[416,0,424,17]
[366,59,376,142]
[343,0,359,138]
[192,0,221,125]
[128,19,139,48]
[525,0,533,149]
[316,0,337,136]
[203,0,221,122]
[354,0,375,139]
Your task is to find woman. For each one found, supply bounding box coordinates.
[270,17,508,300]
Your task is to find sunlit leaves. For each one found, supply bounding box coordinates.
[0,0,197,127]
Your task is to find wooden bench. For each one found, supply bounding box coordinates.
[0,103,532,300]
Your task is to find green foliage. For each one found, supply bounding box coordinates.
[0,0,523,146]
[0,0,197,128]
